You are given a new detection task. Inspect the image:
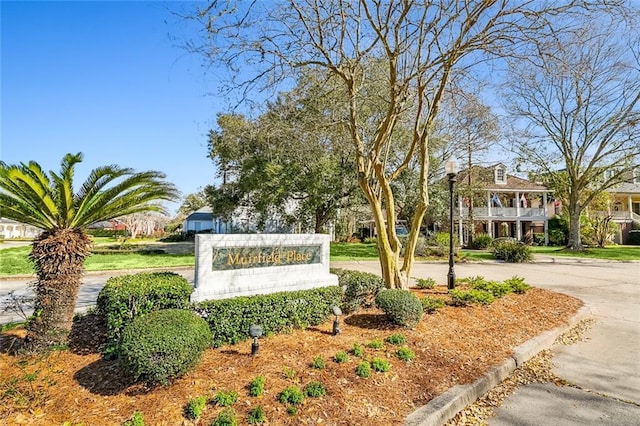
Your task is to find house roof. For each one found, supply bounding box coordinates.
[456,164,549,192]
[608,182,640,195]
[185,206,214,221]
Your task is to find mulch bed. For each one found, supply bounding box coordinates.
[0,287,582,426]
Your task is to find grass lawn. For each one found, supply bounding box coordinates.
[2,241,638,276]
[530,245,640,261]
[330,242,379,260]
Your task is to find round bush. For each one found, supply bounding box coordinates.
[332,269,385,313]
[375,289,423,327]
[468,233,493,249]
[491,238,532,263]
[118,309,212,385]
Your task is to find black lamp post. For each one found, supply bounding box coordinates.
[445,158,459,290]
[249,324,263,356]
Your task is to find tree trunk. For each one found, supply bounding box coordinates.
[26,228,91,350]
[566,207,584,251]
[359,177,404,289]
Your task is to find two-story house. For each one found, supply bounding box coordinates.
[453,163,554,245]
[605,167,640,244]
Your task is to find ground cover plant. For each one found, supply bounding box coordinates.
[0,274,584,425]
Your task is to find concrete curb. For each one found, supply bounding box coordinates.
[404,305,593,426]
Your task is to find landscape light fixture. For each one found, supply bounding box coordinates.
[445,157,459,290]
[331,306,342,335]
[249,324,263,356]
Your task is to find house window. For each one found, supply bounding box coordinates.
[495,167,506,184]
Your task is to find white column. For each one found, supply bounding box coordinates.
[516,220,522,241]
[628,196,633,219]
[487,191,492,217]
[515,191,521,217]
[543,192,549,245]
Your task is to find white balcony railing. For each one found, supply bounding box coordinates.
[457,207,546,219]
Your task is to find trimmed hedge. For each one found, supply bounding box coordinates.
[331,268,384,313]
[97,272,193,357]
[375,289,423,327]
[194,286,342,347]
[118,309,212,385]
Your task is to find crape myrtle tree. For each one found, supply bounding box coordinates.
[504,16,640,250]
[206,73,359,233]
[0,153,178,350]
[189,0,623,288]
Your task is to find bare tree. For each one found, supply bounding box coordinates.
[189,0,623,287]
[504,16,640,250]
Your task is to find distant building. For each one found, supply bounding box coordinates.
[453,163,554,245]
[0,218,41,239]
[604,167,640,244]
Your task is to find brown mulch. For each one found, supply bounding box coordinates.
[0,287,582,426]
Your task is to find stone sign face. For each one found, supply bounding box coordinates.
[211,245,321,270]
[191,234,338,302]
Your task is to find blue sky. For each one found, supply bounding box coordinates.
[1,1,221,214]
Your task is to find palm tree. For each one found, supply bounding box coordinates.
[0,153,179,350]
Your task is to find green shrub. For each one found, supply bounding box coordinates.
[97,272,193,357]
[311,356,326,369]
[503,276,531,294]
[396,347,416,361]
[421,297,445,313]
[118,309,211,385]
[375,289,423,327]
[468,233,493,249]
[355,362,371,378]
[194,286,342,347]
[211,408,237,426]
[492,239,532,263]
[282,366,296,380]
[279,386,305,405]
[470,279,512,298]
[303,381,327,397]
[286,406,298,416]
[185,395,207,420]
[331,269,384,313]
[351,343,365,357]
[365,339,384,349]
[247,406,266,424]
[248,375,266,397]
[449,289,495,306]
[371,357,390,372]
[630,230,640,245]
[399,236,428,257]
[426,232,460,256]
[122,411,144,426]
[415,277,436,289]
[456,275,486,286]
[532,233,546,246]
[385,333,406,345]
[334,351,349,363]
[213,390,238,407]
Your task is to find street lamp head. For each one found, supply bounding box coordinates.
[445,157,459,176]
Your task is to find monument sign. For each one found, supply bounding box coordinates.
[191,234,338,302]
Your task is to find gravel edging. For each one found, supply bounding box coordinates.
[404,304,593,426]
